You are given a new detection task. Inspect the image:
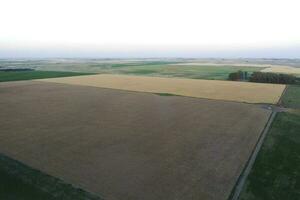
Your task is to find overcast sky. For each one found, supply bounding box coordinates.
[1,0,300,58]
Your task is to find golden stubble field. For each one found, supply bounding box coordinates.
[39,74,285,104]
[261,66,300,75]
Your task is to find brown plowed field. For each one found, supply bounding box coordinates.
[38,74,285,104]
[0,81,271,200]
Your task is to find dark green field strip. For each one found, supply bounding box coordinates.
[153,92,180,96]
[0,71,94,82]
[0,154,103,200]
[282,85,300,109]
[113,65,262,80]
[239,112,300,200]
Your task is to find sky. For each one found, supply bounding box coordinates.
[0,0,300,58]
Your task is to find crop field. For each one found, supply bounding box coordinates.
[239,112,300,200]
[281,85,300,109]
[2,59,300,80]
[0,70,93,82]
[39,74,285,104]
[102,64,262,80]
[261,66,300,76]
[237,82,300,200]
[0,153,100,200]
[0,59,264,80]
[0,80,272,200]
[171,62,300,77]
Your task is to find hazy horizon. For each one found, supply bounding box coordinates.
[1,45,300,59]
[1,0,300,58]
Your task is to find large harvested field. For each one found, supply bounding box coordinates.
[0,80,271,200]
[39,74,285,104]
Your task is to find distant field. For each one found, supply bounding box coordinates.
[262,66,300,76]
[239,112,300,200]
[171,62,300,77]
[282,85,300,109]
[0,59,264,80]
[2,59,300,79]
[0,71,94,82]
[39,74,286,104]
[105,64,262,80]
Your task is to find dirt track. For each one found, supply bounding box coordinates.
[38,74,285,104]
[0,81,271,200]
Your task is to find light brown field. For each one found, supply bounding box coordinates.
[0,81,271,200]
[261,66,300,75]
[39,74,285,104]
[169,62,271,67]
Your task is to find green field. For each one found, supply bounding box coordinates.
[239,84,300,200]
[0,59,263,80]
[108,64,261,80]
[0,71,94,82]
[0,167,55,200]
[282,85,300,109]
[239,112,300,200]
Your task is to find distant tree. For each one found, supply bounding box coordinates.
[228,71,248,81]
[228,72,238,81]
[249,72,296,84]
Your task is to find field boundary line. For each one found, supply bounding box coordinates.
[277,85,288,106]
[0,153,104,200]
[35,80,281,106]
[229,110,277,200]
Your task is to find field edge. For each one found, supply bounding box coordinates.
[227,111,275,200]
[0,153,103,200]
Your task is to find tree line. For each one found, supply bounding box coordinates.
[228,71,296,84]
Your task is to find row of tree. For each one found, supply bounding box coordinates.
[249,72,296,84]
[228,71,296,84]
[228,71,248,81]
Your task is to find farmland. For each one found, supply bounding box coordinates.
[39,74,285,104]
[0,70,93,82]
[282,85,300,109]
[237,82,300,200]
[0,153,100,200]
[1,58,300,80]
[0,59,266,80]
[261,66,300,76]
[0,80,271,200]
[0,58,299,200]
[101,64,262,80]
[239,112,300,200]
